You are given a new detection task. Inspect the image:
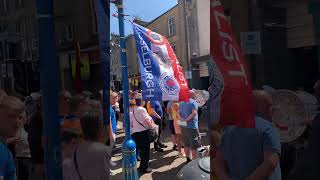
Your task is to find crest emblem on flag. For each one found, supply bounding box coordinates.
[159,73,180,95]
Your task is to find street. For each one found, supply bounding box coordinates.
[110,119,210,180]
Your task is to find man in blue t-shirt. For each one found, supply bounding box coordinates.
[0,140,16,180]
[110,106,117,136]
[0,96,26,180]
[214,90,281,180]
[179,90,200,163]
[107,91,119,167]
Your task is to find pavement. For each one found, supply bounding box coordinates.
[110,119,210,180]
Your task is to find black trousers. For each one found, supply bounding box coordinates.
[16,157,31,180]
[132,130,150,171]
[154,119,162,145]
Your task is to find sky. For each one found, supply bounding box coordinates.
[110,0,178,36]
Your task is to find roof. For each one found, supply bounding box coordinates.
[147,4,178,26]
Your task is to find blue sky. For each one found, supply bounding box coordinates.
[110,0,178,36]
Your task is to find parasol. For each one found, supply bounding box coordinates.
[193,89,210,107]
[271,90,318,143]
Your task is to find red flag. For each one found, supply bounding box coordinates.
[75,41,82,93]
[210,0,255,128]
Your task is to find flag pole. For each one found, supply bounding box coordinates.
[112,0,138,179]
[36,0,62,179]
[74,41,83,93]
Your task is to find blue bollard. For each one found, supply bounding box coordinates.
[122,139,138,179]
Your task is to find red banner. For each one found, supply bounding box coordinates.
[210,0,255,128]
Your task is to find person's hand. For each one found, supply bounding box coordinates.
[6,137,22,144]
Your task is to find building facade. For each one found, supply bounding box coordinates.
[0,0,40,95]
[54,0,104,93]
[241,0,320,91]
[207,0,320,92]
[0,0,108,95]
[126,1,212,90]
[125,4,190,90]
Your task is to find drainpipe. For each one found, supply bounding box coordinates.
[183,0,192,88]
[248,0,263,88]
[309,1,320,77]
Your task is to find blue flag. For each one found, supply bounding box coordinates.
[132,23,190,101]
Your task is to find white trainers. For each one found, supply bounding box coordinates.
[110,159,117,167]
[110,169,114,175]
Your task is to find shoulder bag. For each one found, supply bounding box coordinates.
[73,145,83,180]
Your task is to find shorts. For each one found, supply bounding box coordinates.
[181,128,201,150]
[169,120,176,135]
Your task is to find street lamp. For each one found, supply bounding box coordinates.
[111,0,138,179]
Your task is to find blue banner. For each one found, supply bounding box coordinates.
[94,0,110,125]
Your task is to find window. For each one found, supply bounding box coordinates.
[89,0,97,34]
[16,23,22,33]
[32,38,38,50]
[168,16,176,36]
[3,0,8,13]
[65,25,74,41]
[15,0,23,8]
[0,43,3,59]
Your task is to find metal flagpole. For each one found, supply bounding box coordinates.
[36,0,62,179]
[111,0,138,179]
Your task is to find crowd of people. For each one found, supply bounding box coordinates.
[127,90,203,173]
[5,84,320,180]
[212,82,320,180]
[0,88,209,180]
[0,89,115,180]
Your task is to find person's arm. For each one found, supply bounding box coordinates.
[167,103,172,114]
[246,151,279,180]
[183,109,197,121]
[150,106,161,120]
[167,107,172,114]
[141,108,154,128]
[109,121,113,138]
[151,110,161,120]
[246,123,281,180]
[0,148,6,180]
[6,137,21,145]
[176,110,182,120]
[147,102,161,120]
[213,149,230,180]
